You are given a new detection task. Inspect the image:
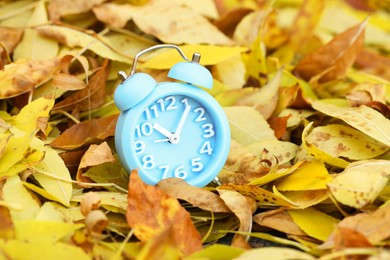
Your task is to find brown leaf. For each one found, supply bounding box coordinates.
[157,178,231,213]
[329,204,390,245]
[294,19,367,83]
[354,49,390,81]
[77,142,115,183]
[217,189,253,249]
[0,26,23,56]
[52,59,109,112]
[268,115,289,140]
[126,170,202,256]
[214,8,253,38]
[0,206,15,239]
[50,114,118,150]
[84,210,108,237]
[0,58,60,99]
[333,227,373,259]
[254,209,306,236]
[80,192,101,217]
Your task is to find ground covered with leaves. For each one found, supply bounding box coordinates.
[0,0,390,259]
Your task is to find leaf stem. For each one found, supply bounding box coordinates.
[31,167,128,193]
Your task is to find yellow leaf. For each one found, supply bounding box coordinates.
[141,44,248,70]
[223,106,276,146]
[2,175,40,220]
[275,189,329,209]
[236,69,282,119]
[302,122,350,168]
[13,1,58,60]
[0,239,89,260]
[327,160,390,209]
[244,140,299,165]
[36,25,131,64]
[184,244,244,260]
[288,207,339,241]
[215,88,255,106]
[218,184,297,207]
[29,137,72,207]
[213,54,246,90]
[0,1,35,27]
[0,132,12,158]
[306,124,389,160]
[312,100,390,147]
[275,160,332,191]
[35,202,69,222]
[234,247,315,260]
[0,128,34,175]
[172,0,219,19]
[14,220,82,243]
[249,161,304,186]
[72,191,128,214]
[13,96,54,134]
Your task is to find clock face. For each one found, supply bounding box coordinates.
[131,94,217,183]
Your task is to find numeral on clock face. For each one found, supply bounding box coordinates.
[134,94,217,182]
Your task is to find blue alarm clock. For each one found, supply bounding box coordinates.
[114,44,230,187]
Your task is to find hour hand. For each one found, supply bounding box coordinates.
[153,123,173,138]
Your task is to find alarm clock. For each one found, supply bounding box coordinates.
[114,44,230,187]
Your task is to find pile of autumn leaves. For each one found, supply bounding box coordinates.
[0,0,390,259]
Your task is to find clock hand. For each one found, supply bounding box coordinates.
[153,123,173,138]
[174,105,191,137]
[154,138,169,143]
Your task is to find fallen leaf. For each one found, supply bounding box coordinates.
[135,225,182,260]
[236,69,282,119]
[31,137,73,207]
[234,247,315,260]
[36,25,131,63]
[0,239,90,260]
[126,170,202,256]
[0,26,23,55]
[85,210,108,236]
[93,1,233,45]
[141,44,247,70]
[302,122,350,168]
[77,141,115,183]
[327,160,390,209]
[217,189,252,249]
[48,0,107,21]
[80,192,101,217]
[184,244,244,260]
[334,204,390,245]
[254,210,307,236]
[305,124,389,160]
[333,227,373,257]
[294,19,367,83]
[73,191,127,214]
[50,114,118,150]
[157,178,231,213]
[13,1,58,60]
[218,184,296,207]
[275,160,332,191]
[312,100,390,147]
[224,139,270,177]
[288,207,339,241]
[0,206,15,239]
[2,175,41,220]
[224,106,276,146]
[0,58,59,99]
[14,220,82,243]
[52,60,109,112]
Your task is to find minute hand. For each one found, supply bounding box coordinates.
[174,105,191,137]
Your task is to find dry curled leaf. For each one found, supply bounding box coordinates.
[294,19,367,83]
[126,170,202,256]
[50,114,118,150]
[157,178,231,213]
